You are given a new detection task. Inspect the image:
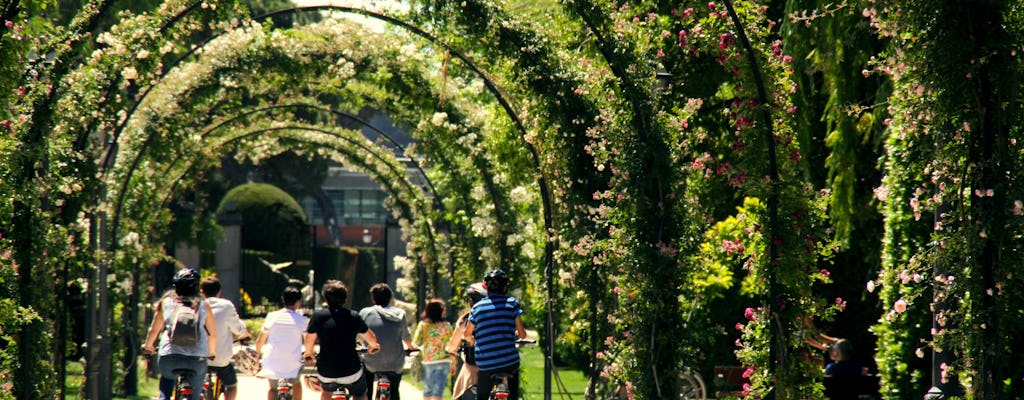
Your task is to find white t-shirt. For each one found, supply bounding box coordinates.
[207,297,246,367]
[257,308,308,379]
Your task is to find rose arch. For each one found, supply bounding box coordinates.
[0,0,881,399]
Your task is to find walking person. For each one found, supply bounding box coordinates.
[465,269,528,400]
[413,298,454,400]
[304,280,382,400]
[447,282,488,400]
[256,286,308,400]
[141,267,218,400]
[359,283,417,400]
[200,276,251,400]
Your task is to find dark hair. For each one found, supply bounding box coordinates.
[832,338,855,361]
[370,283,393,306]
[282,286,303,306]
[322,280,348,309]
[421,298,446,322]
[200,276,222,297]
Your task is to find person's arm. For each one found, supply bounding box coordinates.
[303,332,318,365]
[359,328,382,354]
[255,331,268,355]
[445,318,465,355]
[142,300,165,353]
[203,301,218,360]
[514,316,527,339]
[463,321,476,346]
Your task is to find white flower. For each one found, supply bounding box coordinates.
[431,112,448,126]
[122,66,139,81]
[137,49,150,60]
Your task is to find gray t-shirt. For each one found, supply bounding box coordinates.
[358,305,411,372]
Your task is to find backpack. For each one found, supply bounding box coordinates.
[167,297,201,347]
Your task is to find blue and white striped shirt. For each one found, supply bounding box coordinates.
[469,294,524,371]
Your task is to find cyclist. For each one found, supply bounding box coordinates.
[142,267,218,400]
[446,282,487,400]
[257,286,308,400]
[464,269,528,400]
[200,276,250,400]
[359,283,417,400]
[304,279,382,400]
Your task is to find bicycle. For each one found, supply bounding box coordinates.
[367,348,419,400]
[202,369,222,400]
[276,377,297,400]
[481,339,536,400]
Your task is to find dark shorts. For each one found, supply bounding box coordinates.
[318,370,368,396]
[208,364,238,387]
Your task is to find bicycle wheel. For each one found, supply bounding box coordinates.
[678,368,706,400]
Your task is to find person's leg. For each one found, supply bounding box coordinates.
[266,378,278,400]
[347,372,369,400]
[475,370,493,400]
[292,377,303,400]
[216,365,240,400]
[158,377,175,400]
[389,372,403,400]
[364,367,375,399]
[187,359,207,400]
[507,369,520,400]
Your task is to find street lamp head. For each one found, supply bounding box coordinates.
[362,228,372,245]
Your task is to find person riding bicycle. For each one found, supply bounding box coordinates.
[446,282,487,400]
[304,280,382,400]
[142,267,218,400]
[257,286,308,400]
[464,269,528,400]
[200,276,250,400]
[359,283,417,400]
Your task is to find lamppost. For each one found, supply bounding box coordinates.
[362,228,373,246]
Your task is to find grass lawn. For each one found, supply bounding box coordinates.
[520,345,589,400]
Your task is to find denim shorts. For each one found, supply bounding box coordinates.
[421,361,451,398]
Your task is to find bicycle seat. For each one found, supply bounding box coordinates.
[489,372,515,379]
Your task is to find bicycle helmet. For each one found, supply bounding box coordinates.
[173,267,200,296]
[466,282,488,303]
[483,269,509,292]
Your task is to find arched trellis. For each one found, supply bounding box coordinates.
[140,121,448,304]
[84,4,563,396]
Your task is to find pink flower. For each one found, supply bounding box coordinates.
[742,366,755,378]
[4,20,12,28]
[735,322,744,331]
[707,2,717,10]
[819,269,830,278]
[894,299,908,313]
[719,33,735,49]
[744,307,756,321]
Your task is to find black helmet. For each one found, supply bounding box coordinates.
[466,282,488,303]
[173,268,200,295]
[483,269,509,292]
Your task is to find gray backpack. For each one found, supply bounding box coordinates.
[168,298,201,347]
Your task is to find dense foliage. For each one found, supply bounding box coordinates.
[2,0,1024,399]
[217,182,309,259]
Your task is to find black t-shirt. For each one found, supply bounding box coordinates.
[307,308,368,377]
